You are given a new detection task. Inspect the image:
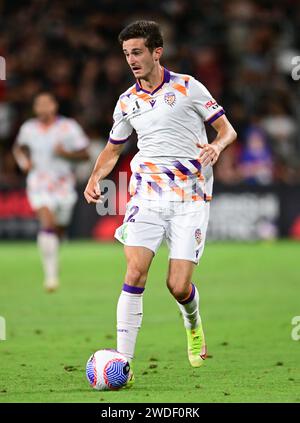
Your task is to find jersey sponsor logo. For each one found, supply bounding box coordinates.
[149,99,156,108]
[132,100,140,114]
[205,100,219,110]
[130,100,143,118]
[164,92,176,107]
[195,228,202,244]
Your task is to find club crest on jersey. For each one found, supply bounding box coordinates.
[164,92,176,107]
[195,228,202,245]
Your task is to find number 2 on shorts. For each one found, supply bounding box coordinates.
[126,205,139,222]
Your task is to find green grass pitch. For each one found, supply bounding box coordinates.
[0,241,299,403]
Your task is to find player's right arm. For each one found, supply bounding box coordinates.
[13,145,32,173]
[84,141,125,204]
[13,122,33,173]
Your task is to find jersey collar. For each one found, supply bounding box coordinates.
[38,115,60,131]
[135,67,171,95]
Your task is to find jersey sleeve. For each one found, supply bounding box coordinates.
[189,77,225,124]
[15,123,31,147]
[109,98,133,144]
[66,120,89,151]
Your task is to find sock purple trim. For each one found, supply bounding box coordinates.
[40,228,56,234]
[122,283,145,295]
[179,283,196,305]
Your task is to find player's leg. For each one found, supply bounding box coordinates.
[56,225,66,239]
[117,246,154,363]
[43,191,76,290]
[36,206,60,292]
[166,259,206,367]
[115,199,165,363]
[166,201,210,367]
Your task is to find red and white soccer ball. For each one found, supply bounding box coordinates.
[86,349,130,391]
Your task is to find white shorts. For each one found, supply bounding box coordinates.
[27,172,77,226]
[115,197,210,264]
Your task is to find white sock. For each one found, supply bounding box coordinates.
[117,284,144,362]
[37,230,59,282]
[177,283,201,330]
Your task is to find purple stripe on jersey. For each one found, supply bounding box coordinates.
[109,136,130,144]
[123,283,145,294]
[139,163,151,173]
[178,283,196,305]
[189,159,202,171]
[206,109,225,125]
[134,172,142,194]
[147,180,162,195]
[159,166,175,180]
[192,182,204,199]
[173,160,194,176]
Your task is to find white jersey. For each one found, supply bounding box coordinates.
[109,68,225,202]
[16,116,89,180]
[16,116,89,216]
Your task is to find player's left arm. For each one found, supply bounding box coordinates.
[199,115,237,167]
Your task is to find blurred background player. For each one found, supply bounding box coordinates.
[13,92,89,292]
[84,21,236,375]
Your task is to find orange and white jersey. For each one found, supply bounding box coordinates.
[16,116,89,180]
[109,68,224,201]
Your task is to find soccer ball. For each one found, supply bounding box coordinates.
[86,349,130,391]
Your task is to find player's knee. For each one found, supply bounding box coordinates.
[39,218,56,232]
[125,266,147,285]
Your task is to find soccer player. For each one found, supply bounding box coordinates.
[14,92,89,292]
[84,21,237,377]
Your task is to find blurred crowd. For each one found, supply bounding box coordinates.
[0,0,300,188]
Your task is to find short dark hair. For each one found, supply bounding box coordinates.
[118,20,163,52]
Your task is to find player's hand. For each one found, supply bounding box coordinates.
[23,159,33,174]
[198,143,221,167]
[84,176,104,204]
[14,146,32,173]
[18,156,32,173]
[54,143,69,158]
